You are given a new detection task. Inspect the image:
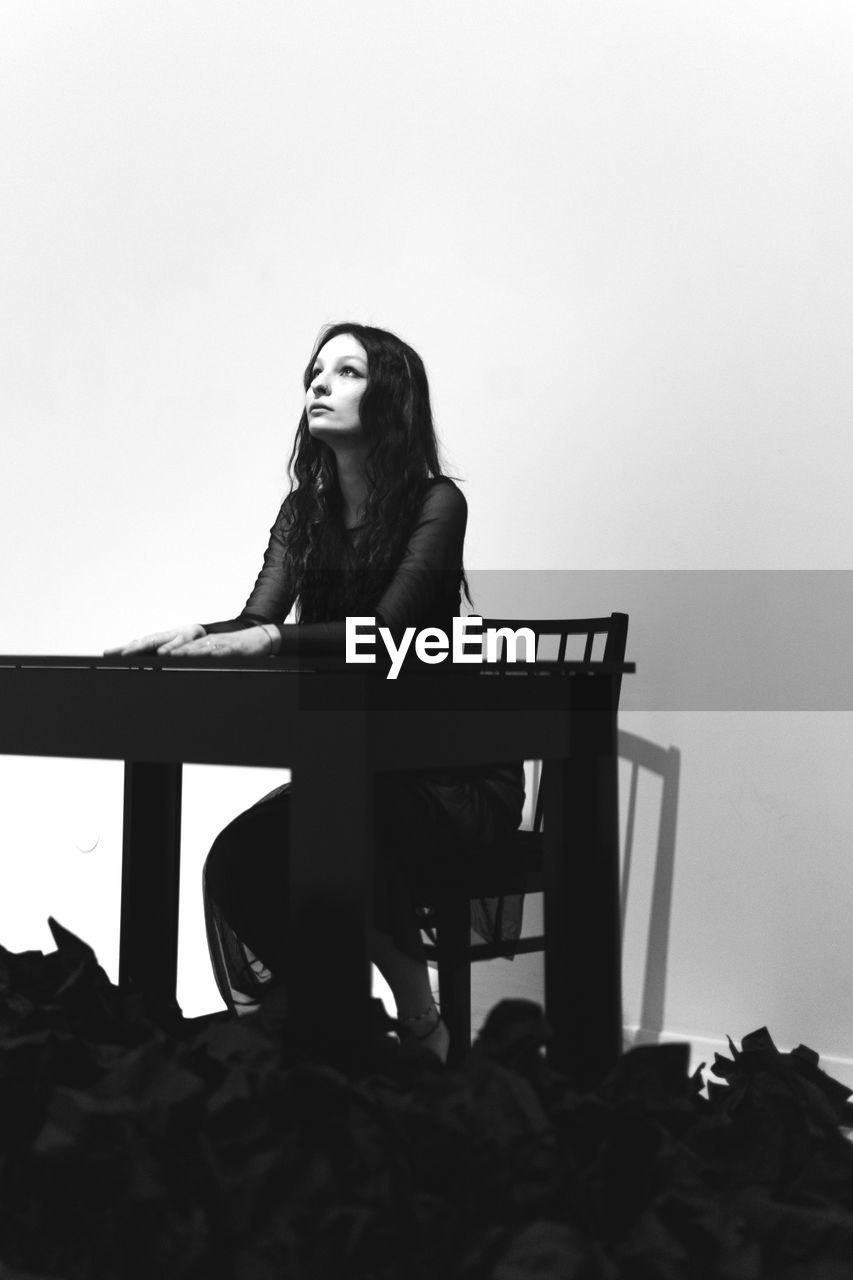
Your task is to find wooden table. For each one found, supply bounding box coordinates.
[0,655,631,1084]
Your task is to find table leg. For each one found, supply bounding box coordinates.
[287,732,374,1043]
[544,683,622,1086]
[119,760,183,1014]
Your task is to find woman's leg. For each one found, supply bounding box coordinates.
[202,771,513,1059]
[204,788,449,1054]
[369,928,432,1018]
[370,927,449,1060]
[202,786,292,1014]
[369,777,470,1060]
[370,770,525,1060]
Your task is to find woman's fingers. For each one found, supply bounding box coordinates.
[157,636,190,653]
[104,632,168,655]
[105,625,206,657]
[108,629,255,658]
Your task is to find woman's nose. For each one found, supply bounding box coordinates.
[311,378,328,397]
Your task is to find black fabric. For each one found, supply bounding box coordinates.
[202,477,469,652]
[198,478,526,1009]
[203,773,524,1013]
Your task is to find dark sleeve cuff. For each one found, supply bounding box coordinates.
[201,617,258,635]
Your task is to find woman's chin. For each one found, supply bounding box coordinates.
[308,421,365,446]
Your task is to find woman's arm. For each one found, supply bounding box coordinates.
[202,501,297,636]
[371,478,467,637]
[273,478,467,655]
[170,480,468,658]
[109,504,297,657]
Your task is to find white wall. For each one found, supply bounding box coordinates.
[2,2,852,1072]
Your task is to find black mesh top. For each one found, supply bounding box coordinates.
[202,477,468,653]
[200,476,524,829]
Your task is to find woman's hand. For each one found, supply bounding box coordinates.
[105,624,207,656]
[167,627,274,658]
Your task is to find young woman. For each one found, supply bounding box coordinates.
[110,323,524,1061]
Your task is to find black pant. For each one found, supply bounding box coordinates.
[202,772,522,1011]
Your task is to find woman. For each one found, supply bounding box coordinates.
[110,323,524,1061]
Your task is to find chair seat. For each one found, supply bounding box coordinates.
[417,830,547,967]
[443,829,544,898]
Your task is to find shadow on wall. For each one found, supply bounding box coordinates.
[619,728,681,1047]
[472,731,681,1047]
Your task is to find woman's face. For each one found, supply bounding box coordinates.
[306,333,369,444]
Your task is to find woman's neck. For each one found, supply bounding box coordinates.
[330,443,370,529]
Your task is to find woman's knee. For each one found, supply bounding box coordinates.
[203,820,245,910]
[205,790,291,902]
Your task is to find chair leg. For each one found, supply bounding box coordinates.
[434,891,473,1065]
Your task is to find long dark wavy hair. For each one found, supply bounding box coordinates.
[282,322,458,623]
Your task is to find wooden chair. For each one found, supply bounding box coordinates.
[417,612,630,1065]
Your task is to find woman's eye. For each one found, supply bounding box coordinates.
[309,364,362,382]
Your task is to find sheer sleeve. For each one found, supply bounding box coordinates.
[202,501,296,636]
[203,480,468,653]
[371,479,467,637]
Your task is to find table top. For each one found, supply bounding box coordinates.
[0,655,634,770]
[0,653,634,673]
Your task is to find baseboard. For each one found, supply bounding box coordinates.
[624,1024,853,1093]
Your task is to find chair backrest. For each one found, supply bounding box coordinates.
[479,613,629,668]
[479,613,630,833]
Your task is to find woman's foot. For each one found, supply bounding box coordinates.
[398,1001,450,1063]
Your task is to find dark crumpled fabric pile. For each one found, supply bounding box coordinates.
[3,921,853,1279]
